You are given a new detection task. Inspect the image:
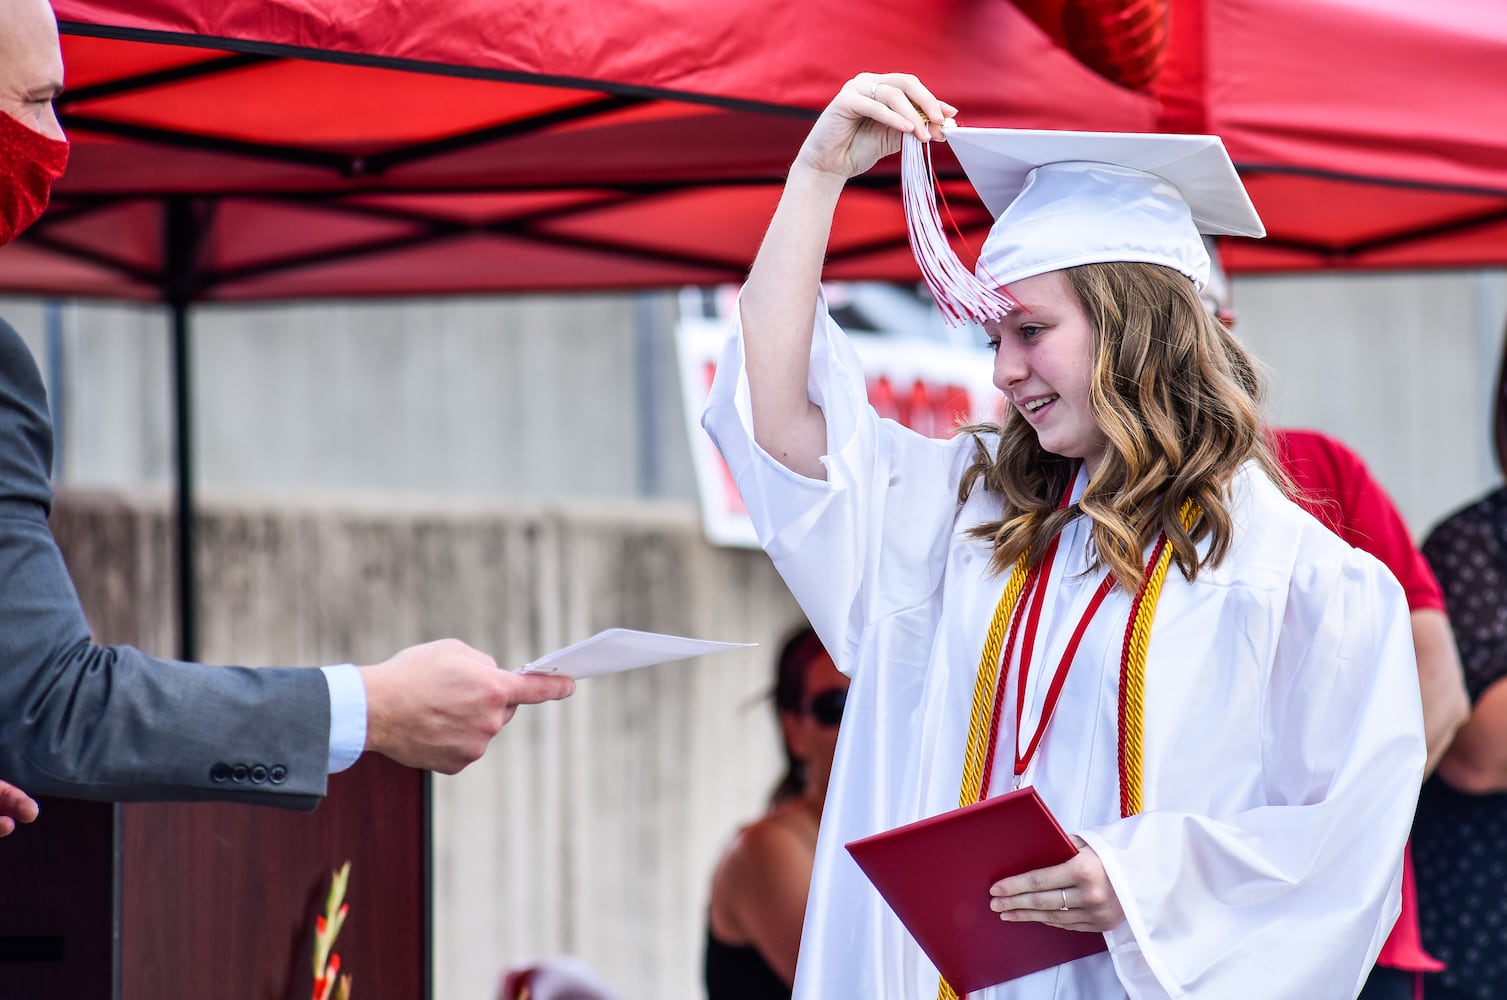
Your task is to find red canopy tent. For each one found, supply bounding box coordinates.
[1,0,1502,659]
[1158,0,1507,272]
[1,0,1501,304]
[2,0,1156,302]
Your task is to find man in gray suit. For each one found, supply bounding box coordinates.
[0,0,574,833]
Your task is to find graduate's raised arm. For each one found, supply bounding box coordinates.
[740,74,954,480]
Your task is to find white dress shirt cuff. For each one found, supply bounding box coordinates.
[320,663,368,774]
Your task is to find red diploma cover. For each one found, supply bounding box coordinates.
[844,786,1108,993]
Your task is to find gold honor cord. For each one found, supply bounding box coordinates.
[955,556,1033,816]
[1117,500,1198,817]
[935,500,1198,1000]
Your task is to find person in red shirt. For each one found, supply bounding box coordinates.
[1207,246,1470,1000]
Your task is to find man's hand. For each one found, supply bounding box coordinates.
[359,639,575,774]
[0,779,39,836]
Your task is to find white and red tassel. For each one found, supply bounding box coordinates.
[901,132,1017,327]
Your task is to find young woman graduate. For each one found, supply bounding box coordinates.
[701,73,1426,999]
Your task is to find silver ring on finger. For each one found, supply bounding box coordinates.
[1060,888,1070,911]
[870,79,881,99]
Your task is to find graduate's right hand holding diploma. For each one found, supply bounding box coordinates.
[988,834,1126,933]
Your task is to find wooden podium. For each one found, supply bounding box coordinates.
[0,756,427,999]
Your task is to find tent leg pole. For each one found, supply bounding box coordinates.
[170,299,197,663]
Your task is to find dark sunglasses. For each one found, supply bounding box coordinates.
[804,688,847,727]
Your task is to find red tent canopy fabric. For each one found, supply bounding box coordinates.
[5,0,1501,666]
[1,0,1504,302]
[1159,0,1507,272]
[0,0,1155,301]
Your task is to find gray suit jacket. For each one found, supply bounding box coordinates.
[0,318,329,809]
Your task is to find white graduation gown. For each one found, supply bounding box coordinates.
[701,300,1425,1000]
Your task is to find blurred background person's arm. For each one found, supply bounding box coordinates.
[1412,608,1472,777]
[1432,680,1507,793]
[1424,492,1507,794]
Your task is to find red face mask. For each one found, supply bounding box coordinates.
[0,110,70,245]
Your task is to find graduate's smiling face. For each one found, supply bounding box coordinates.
[985,269,1108,476]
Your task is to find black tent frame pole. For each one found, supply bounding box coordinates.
[165,198,199,662]
[170,298,195,662]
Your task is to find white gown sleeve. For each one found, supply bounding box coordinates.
[1080,545,1424,999]
[700,294,971,673]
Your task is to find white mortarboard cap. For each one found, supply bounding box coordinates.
[901,127,1264,324]
[949,127,1264,292]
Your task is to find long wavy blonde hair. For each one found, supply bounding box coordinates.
[958,260,1280,589]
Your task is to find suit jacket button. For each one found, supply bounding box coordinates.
[231,764,249,783]
[269,765,288,784]
[210,763,231,783]
[250,765,269,784]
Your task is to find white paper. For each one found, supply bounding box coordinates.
[519,627,756,679]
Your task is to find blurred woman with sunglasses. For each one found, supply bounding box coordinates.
[705,626,848,999]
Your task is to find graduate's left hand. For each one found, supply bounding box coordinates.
[988,835,1124,933]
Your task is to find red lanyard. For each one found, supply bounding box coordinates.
[1009,532,1117,788]
[974,478,1166,797]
